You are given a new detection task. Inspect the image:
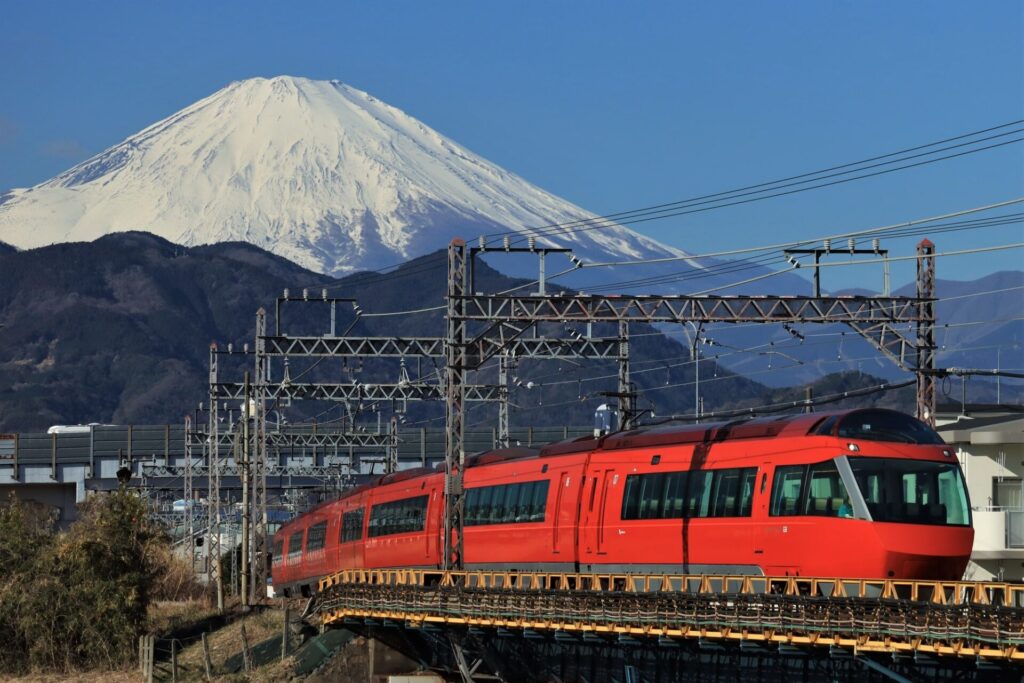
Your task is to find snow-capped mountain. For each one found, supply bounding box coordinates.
[0,76,699,276]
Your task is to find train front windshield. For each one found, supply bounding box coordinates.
[847,457,970,526]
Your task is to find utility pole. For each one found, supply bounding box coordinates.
[916,240,937,426]
[240,371,251,609]
[617,321,631,430]
[184,414,194,572]
[207,345,224,612]
[498,353,512,448]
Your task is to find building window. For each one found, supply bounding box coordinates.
[994,478,1023,509]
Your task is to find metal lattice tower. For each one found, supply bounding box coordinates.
[183,414,195,572]
[206,344,224,611]
[441,237,940,570]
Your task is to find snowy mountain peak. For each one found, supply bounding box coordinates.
[0,76,689,275]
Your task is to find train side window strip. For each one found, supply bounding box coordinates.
[770,465,807,517]
[340,508,365,543]
[464,480,550,526]
[621,467,757,520]
[287,530,304,559]
[368,495,429,538]
[306,521,327,552]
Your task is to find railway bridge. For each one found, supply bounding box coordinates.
[313,568,1024,682]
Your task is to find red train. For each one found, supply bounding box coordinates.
[272,409,973,596]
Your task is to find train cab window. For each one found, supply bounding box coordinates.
[306,521,327,552]
[836,410,944,445]
[287,531,304,560]
[847,457,970,526]
[465,481,550,526]
[273,540,284,565]
[368,495,429,537]
[770,466,806,516]
[341,509,364,543]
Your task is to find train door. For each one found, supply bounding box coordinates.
[580,466,623,565]
[551,469,574,558]
[425,483,440,566]
[751,463,771,573]
[758,462,801,576]
[552,466,585,569]
[595,468,618,555]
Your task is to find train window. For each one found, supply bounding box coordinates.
[622,471,687,520]
[685,471,714,518]
[738,469,757,516]
[770,466,806,516]
[273,540,284,564]
[464,480,550,526]
[804,462,851,517]
[847,457,970,526]
[288,531,304,559]
[306,521,327,552]
[530,481,549,521]
[368,495,429,537]
[340,509,364,543]
[836,410,944,445]
[708,468,757,517]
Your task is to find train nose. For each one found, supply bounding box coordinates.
[889,553,970,581]
[873,524,974,580]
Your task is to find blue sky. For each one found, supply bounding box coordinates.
[1,1,1021,286]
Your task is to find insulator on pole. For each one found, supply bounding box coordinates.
[528,235,536,250]
[478,236,486,250]
[848,238,856,252]
[302,288,309,300]
[283,288,289,298]
[823,238,831,252]
[872,238,880,253]
[503,236,511,250]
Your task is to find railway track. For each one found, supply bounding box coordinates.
[314,569,1024,662]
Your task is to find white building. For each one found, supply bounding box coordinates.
[936,407,1024,581]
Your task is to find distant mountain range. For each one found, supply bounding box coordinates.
[0,233,933,432]
[0,76,1016,428]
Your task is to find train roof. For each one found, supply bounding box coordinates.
[538,408,932,456]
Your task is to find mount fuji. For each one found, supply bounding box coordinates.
[0,76,705,278]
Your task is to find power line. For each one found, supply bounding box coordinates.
[499,133,1024,244]
[482,119,1024,241]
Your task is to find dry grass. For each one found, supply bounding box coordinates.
[0,670,141,683]
[175,606,286,679]
[148,600,219,637]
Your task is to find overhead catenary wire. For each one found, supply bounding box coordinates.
[501,135,1024,244]
[480,119,1024,241]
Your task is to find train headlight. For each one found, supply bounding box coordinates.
[942,449,953,458]
[847,443,860,452]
